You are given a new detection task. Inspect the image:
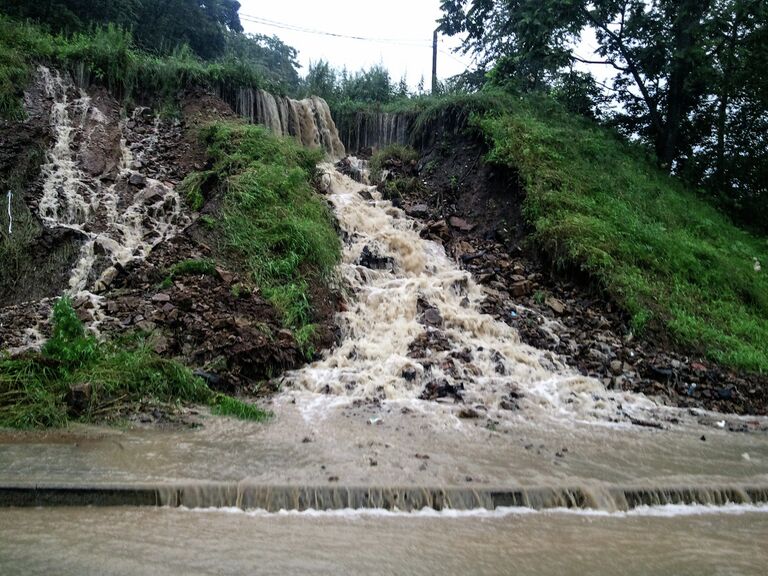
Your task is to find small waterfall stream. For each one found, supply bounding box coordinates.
[234,88,345,158]
[36,67,189,321]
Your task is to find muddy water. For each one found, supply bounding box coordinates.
[35,67,187,325]
[284,164,748,432]
[1,506,767,575]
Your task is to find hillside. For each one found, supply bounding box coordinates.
[336,91,768,412]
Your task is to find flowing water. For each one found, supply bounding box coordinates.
[33,67,188,327]
[286,164,676,426]
[3,71,768,572]
[1,506,767,576]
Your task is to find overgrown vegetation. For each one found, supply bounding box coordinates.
[369,144,419,181]
[181,122,340,331]
[0,298,268,428]
[0,14,295,120]
[473,97,768,373]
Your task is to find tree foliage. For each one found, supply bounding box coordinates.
[1,0,244,59]
[439,0,768,230]
[300,61,401,104]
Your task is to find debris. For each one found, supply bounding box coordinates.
[545,297,566,315]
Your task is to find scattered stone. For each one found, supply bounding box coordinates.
[421,307,443,328]
[458,407,480,419]
[357,245,394,270]
[406,204,430,218]
[448,215,475,232]
[545,297,566,315]
[65,382,92,416]
[128,172,147,187]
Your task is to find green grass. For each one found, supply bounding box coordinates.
[187,122,340,332]
[160,259,217,288]
[0,15,270,119]
[369,144,419,181]
[475,98,768,373]
[0,298,268,429]
[211,394,270,422]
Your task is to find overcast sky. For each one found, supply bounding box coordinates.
[237,1,614,90]
[237,0,473,87]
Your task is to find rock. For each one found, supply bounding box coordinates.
[420,378,464,401]
[421,307,443,328]
[358,189,373,201]
[194,370,225,390]
[717,387,734,400]
[216,267,234,284]
[129,173,147,187]
[81,151,106,176]
[407,204,430,218]
[458,407,480,419]
[66,382,92,416]
[448,215,475,232]
[545,297,566,315]
[151,293,171,303]
[510,280,532,298]
[609,360,624,376]
[588,348,608,363]
[401,367,419,382]
[357,245,394,270]
[152,335,169,354]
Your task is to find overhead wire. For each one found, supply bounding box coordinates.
[238,12,475,71]
[238,13,433,47]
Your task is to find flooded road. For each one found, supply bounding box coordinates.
[2,506,767,576]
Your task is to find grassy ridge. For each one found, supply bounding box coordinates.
[182,122,340,333]
[0,15,268,119]
[480,100,768,373]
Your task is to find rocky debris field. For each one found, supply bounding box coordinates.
[1,80,339,395]
[359,138,768,416]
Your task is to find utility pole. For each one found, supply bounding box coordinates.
[431,28,439,95]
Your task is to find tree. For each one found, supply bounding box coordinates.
[1,0,245,59]
[439,0,768,227]
[226,32,301,93]
[302,60,337,101]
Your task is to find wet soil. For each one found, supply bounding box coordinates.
[0,76,340,395]
[364,135,768,416]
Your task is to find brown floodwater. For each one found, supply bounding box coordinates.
[1,506,767,576]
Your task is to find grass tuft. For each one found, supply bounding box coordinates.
[0,298,266,428]
[210,394,270,422]
[369,144,419,182]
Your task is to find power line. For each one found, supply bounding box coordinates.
[239,13,433,47]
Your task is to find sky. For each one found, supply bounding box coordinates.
[237,0,474,88]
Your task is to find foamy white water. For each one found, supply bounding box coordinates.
[286,164,671,425]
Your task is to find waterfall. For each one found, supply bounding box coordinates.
[232,88,345,159]
[35,66,189,318]
[334,111,416,154]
